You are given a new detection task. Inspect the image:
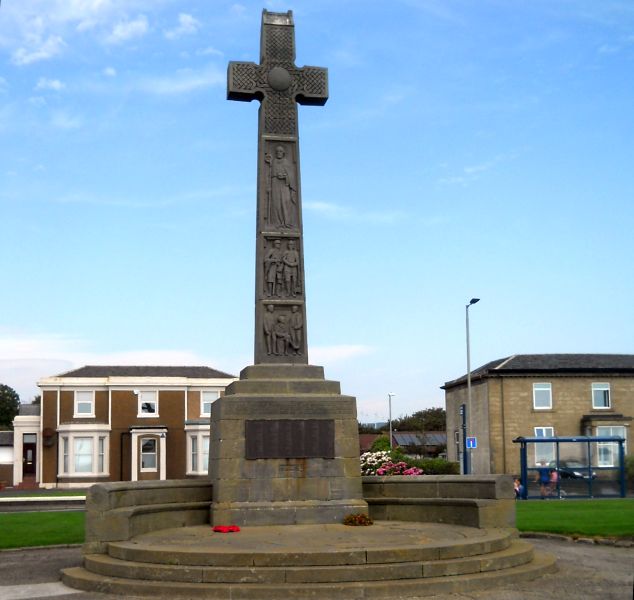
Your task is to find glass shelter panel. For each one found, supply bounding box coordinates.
[516,436,625,500]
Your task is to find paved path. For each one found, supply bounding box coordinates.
[0,538,632,600]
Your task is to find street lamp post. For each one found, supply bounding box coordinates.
[388,393,396,449]
[465,298,480,474]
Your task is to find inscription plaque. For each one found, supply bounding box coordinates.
[245,419,335,459]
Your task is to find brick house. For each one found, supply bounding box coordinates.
[0,431,13,487]
[443,354,633,475]
[21,366,236,489]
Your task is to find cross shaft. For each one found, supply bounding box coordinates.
[227,10,328,364]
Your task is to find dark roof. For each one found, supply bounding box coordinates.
[358,433,380,453]
[393,432,447,446]
[0,431,14,446]
[443,354,634,389]
[19,404,41,416]
[55,365,236,379]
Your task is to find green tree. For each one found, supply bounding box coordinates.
[370,435,391,452]
[358,422,380,434]
[0,384,20,430]
[392,407,446,432]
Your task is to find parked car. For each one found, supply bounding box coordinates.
[549,460,597,479]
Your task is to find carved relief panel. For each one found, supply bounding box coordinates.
[263,236,302,298]
[262,304,304,358]
[262,141,299,231]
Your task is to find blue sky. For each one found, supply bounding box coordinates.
[1,1,633,422]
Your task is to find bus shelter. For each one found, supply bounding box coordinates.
[513,436,626,499]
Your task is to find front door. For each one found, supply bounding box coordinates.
[23,434,37,476]
[138,436,160,481]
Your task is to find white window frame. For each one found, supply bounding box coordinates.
[74,390,95,418]
[98,436,106,473]
[592,383,611,409]
[137,391,159,418]
[186,424,211,475]
[140,437,158,472]
[62,436,69,474]
[74,437,93,473]
[596,425,626,467]
[200,390,220,417]
[532,383,552,410]
[57,425,111,478]
[534,426,555,465]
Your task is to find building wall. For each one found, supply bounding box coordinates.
[42,391,58,484]
[447,373,633,476]
[39,382,227,487]
[445,380,490,473]
[0,447,13,486]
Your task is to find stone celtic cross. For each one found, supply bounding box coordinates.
[228,10,328,365]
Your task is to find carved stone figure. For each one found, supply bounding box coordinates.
[266,145,296,229]
[290,305,303,355]
[273,315,291,356]
[264,239,283,296]
[283,240,300,296]
[263,304,276,355]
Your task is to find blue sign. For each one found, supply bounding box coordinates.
[466,436,477,449]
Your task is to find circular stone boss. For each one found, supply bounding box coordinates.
[268,66,292,91]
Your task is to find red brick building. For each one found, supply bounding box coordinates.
[19,366,236,489]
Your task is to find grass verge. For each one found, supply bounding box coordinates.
[516,498,634,538]
[0,511,85,549]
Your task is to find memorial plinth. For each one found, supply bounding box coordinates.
[210,365,367,525]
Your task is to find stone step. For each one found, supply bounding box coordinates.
[240,365,325,380]
[225,378,341,396]
[84,540,534,584]
[62,550,557,599]
[106,527,513,567]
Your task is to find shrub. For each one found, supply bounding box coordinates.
[361,451,459,476]
[376,461,423,476]
[370,435,391,452]
[415,458,460,475]
[360,451,391,475]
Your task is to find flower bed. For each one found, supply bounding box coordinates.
[360,451,423,476]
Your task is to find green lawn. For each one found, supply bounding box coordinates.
[0,501,632,550]
[516,498,634,538]
[0,511,85,549]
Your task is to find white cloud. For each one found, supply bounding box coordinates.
[305,200,352,219]
[51,111,83,129]
[136,65,224,95]
[165,13,201,40]
[197,46,223,57]
[437,153,516,186]
[311,344,374,364]
[231,4,247,16]
[598,44,618,54]
[35,77,65,91]
[0,331,231,403]
[29,96,47,108]
[305,200,405,224]
[106,15,149,44]
[12,35,66,65]
[103,66,117,77]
